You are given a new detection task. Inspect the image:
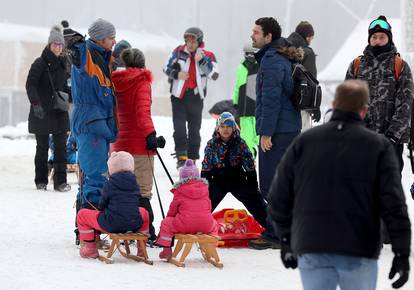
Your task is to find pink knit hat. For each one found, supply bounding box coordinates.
[107,151,134,175]
[179,159,199,180]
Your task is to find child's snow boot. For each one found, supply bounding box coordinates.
[159,247,172,260]
[80,241,99,259]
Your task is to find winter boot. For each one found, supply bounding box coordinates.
[176,155,188,169]
[79,241,99,259]
[159,247,172,260]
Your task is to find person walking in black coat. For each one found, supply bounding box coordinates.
[26,24,71,192]
[268,80,411,290]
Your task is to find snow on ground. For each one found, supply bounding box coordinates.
[0,116,413,290]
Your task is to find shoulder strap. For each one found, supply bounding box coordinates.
[42,58,57,95]
[394,54,403,81]
[352,56,362,78]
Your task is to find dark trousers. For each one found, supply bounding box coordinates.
[171,91,203,160]
[258,132,298,241]
[209,181,268,229]
[140,197,156,241]
[35,133,67,186]
[258,132,299,199]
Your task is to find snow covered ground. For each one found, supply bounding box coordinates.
[0,116,413,290]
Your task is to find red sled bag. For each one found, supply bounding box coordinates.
[213,208,264,248]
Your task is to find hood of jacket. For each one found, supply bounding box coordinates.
[255,37,304,63]
[287,32,308,48]
[171,178,209,199]
[107,171,140,193]
[112,68,153,93]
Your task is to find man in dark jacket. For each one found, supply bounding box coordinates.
[345,15,414,172]
[268,80,411,290]
[288,21,320,129]
[249,17,302,249]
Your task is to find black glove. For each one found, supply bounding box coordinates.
[281,236,297,269]
[311,109,321,122]
[201,170,213,184]
[389,253,410,289]
[33,104,45,119]
[156,136,166,149]
[145,132,158,151]
[246,170,259,191]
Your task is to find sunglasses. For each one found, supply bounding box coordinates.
[51,42,64,48]
[369,19,391,31]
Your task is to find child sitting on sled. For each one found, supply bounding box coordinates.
[76,151,149,259]
[156,159,218,260]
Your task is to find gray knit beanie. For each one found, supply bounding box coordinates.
[48,25,65,45]
[88,18,116,40]
[121,48,146,68]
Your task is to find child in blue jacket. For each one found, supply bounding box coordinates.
[76,151,149,259]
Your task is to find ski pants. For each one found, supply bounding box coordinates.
[76,134,109,207]
[156,216,218,247]
[77,208,149,241]
[171,90,203,160]
[208,181,268,229]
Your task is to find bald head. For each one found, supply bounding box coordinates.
[333,80,369,114]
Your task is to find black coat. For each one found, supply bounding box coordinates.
[268,110,411,258]
[26,47,70,134]
[287,32,317,78]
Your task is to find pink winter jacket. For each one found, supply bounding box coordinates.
[168,177,216,234]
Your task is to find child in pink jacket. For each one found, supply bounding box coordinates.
[156,159,218,259]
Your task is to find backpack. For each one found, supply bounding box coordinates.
[291,63,322,111]
[352,54,403,80]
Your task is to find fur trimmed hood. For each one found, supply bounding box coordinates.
[172,176,209,189]
[255,37,304,63]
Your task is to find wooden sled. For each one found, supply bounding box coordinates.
[97,232,153,265]
[168,234,223,268]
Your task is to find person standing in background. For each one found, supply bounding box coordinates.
[288,21,320,130]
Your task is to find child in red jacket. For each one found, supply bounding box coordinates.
[156,159,218,259]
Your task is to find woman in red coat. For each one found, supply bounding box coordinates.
[112,48,163,241]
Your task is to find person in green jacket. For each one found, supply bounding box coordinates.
[232,43,260,157]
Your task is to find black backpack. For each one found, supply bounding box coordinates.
[291,63,322,111]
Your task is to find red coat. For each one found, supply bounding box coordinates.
[168,178,216,233]
[111,68,155,155]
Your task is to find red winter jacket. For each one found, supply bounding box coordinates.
[111,68,155,155]
[168,178,217,234]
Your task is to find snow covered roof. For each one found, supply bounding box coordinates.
[319,19,402,82]
[0,22,180,52]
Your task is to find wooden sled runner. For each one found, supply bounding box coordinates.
[168,234,223,268]
[97,232,153,265]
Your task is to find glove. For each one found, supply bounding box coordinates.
[201,170,213,184]
[281,236,297,269]
[389,253,410,289]
[386,133,399,144]
[33,103,45,119]
[311,109,321,122]
[156,136,166,149]
[246,170,259,191]
[145,132,158,151]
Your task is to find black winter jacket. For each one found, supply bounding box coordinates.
[98,171,143,233]
[26,47,70,134]
[287,32,317,78]
[268,110,411,258]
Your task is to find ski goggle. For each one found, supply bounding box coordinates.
[369,19,391,31]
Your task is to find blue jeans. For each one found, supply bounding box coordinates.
[298,254,378,290]
[76,134,109,207]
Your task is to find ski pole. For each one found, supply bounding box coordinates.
[148,153,165,219]
[156,149,174,185]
